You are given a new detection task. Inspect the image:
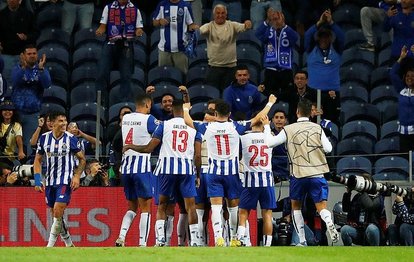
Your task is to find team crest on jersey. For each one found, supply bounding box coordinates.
[77,141,81,149]
[62,143,68,150]
[248,96,253,103]
[178,8,184,16]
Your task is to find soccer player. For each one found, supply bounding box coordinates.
[124,99,202,247]
[115,94,159,247]
[33,111,86,247]
[263,98,339,246]
[238,117,276,247]
[183,95,276,246]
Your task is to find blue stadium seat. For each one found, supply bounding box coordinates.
[110,67,146,91]
[340,102,381,126]
[108,102,135,124]
[186,66,208,86]
[133,44,148,71]
[370,67,391,88]
[43,85,67,108]
[40,103,66,115]
[378,48,393,67]
[71,65,97,87]
[134,31,148,50]
[188,84,220,104]
[336,156,372,176]
[340,84,369,104]
[376,100,398,124]
[330,122,339,142]
[341,47,375,68]
[75,120,104,141]
[373,156,409,180]
[70,102,106,125]
[236,30,263,53]
[337,137,374,156]
[150,29,160,51]
[268,102,289,118]
[378,32,392,51]
[343,30,367,50]
[341,120,378,143]
[36,5,62,30]
[109,85,145,106]
[332,3,361,30]
[190,102,208,116]
[148,66,184,86]
[72,46,101,68]
[70,84,97,105]
[73,28,105,50]
[340,64,372,88]
[151,85,182,104]
[189,43,208,69]
[374,137,400,155]
[37,28,71,50]
[149,48,159,69]
[245,64,260,85]
[380,120,400,139]
[237,45,262,73]
[370,85,398,105]
[46,62,68,87]
[39,47,70,70]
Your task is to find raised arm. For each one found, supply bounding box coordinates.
[183,102,195,129]
[250,94,277,126]
[123,138,161,154]
[262,115,287,148]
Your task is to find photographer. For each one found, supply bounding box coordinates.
[389,187,414,246]
[0,163,31,186]
[340,173,386,246]
[81,159,110,187]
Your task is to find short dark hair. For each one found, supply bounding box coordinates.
[86,159,100,172]
[135,94,152,107]
[297,99,312,117]
[273,110,287,118]
[215,100,231,117]
[316,27,333,39]
[48,111,67,122]
[294,70,308,79]
[172,99,184,112]
[235,64,249,72]
[162,93,175,101]
[23,44,37,52]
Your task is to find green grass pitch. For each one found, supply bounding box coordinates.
[1,247,413,262]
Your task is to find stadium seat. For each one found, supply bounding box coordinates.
[341,47,375,68]
[148,66,184,86]
[340,102,381,126]
[43,85,67,108]
[151,85,182,104]
[341,120,378,143]
[134,31,148,50]
[72,46,101,68]
[73,28,105,50]
[376,100,398,124]
[189,43,208,69]
[374,137,400,155]
[336,137,374,156]
[41,103,66,115]
[330,122,339,142]
[70,103,106,125]
[268,102,289,118]
[332,3,361,29]
[149,48,159,70]
[378,48,393,67]
[150,29,160,51]
[343,30,367,50]
[373,156,409,180]
[110,68,146,91]
[378,32,392,51]
[108,102,135,124]
[109,85,145,106]
[340,84,369,104]
[370,85,398,105]
[75,120,104,141]
[189,102,208,116]
[237,46,262,73]
[340,64,372,88]
[133,44,148,71]
[71,65,98,87]
[245,64,260,85]
[46,62,68,87]
[236,30,263,54]
[336,156,372,176]
[37,29,71,51]
[370,67,391,89]
[39,47,70,70]
[186,66,208,86]
[106,122,120,145]
[188,84,220,104]
[70,84,97,105]
[36,5,62,30]
[380,120,400,139]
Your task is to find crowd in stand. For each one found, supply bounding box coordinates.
[1,0,414,247]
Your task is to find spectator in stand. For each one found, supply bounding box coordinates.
[152,0,199,74]
[0,55,6,102]
[28,113,52,161]
[11,45,50,156]
[389,187,414,246]
[212,0,242,22]
[269,109,288,183]
[223,65,263,120]
[389,45,414,154]
[359,0,392,52]
[95,0,144,106]
[0,162,31,186]
[383,0,414,62]
[304,9,343,124]
[81,159,110,186]
[67,122,99,157]
[255,9,298,98]
[251,0,282,30]
[61,0,94,35]
[0,100,24,166]
[200,4,252,91]
[340,174,386,246]
[184,0,202,26]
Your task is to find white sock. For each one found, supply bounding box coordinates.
[196,209,205,246]
[211,205,223,242]
[155,220,165,244]
[263,235,272,247]
[139,213,150,246]
[189,223,200,246]
[119,210,136,241]
[237,225,246,241]
[47,217,62,247]
[227,206,238,239]
[292,210,306,244]
[165,215,174,246]
[319,209,333,226]
[177,213,188,246]
[245,220,251,246]
[60,219,73,247]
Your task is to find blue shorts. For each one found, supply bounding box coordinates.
[239,186,277,210]
[206,174,242,199]
[195,171,209,204]
[45,185,72,208]
[151,173,177,205]
[158,174,197,199]
[289,176,329,203]
[122,172,152,200]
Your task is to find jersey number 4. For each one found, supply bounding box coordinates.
[125,128,134,145]
[248,145,269,167]
[172,130,189,152]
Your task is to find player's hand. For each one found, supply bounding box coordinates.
[261,115,270,126]
[35,184,44,193]
[178,85,188,94]
[71,176,80,191]
[195,177,200,188]
[38,53,46,70]
[135,28,144,37]
[268,94,277,104]
[122,145,131,153]
[183,102,192,110]
[146,85,155,94]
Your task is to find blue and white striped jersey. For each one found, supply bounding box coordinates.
[36,131,81,186]
[121,112,159,174]
[153,117,201,175]
[194,121,250,176]
[153,0,194,52]
[240,131,274,188]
